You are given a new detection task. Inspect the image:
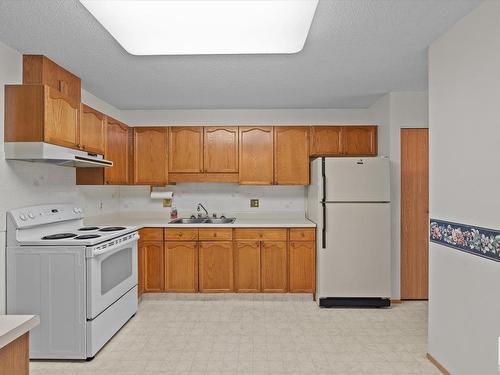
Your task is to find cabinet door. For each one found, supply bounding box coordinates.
[239,127,274,184]
[138,243,145,298]
[341,126,377,156]
[165,242,198,292]
[274,126,310,185]
[43,86,79,149]
[310,126,342,156]
[134,127,168,185]
[104,118,129,184]
[204,127,238,172]
[169,127,203,172]
[234,242,260,292]
[142,241,164,292]
[199,242,234,292]
[289,242,315,293]
[80,104,105,155]
[261,241,288,292]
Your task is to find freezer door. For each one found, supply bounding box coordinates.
[324,157,390,202]
[318,203,391,298]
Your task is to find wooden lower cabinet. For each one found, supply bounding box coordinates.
[0,332,29,375]
[234,241,261,292]
[289,241,315,293]
[142,241,164,292]
[164,242,198,292]
[199,242,234,292]
[138,243,145,298]
[261,241,288,292]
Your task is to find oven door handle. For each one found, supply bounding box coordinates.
[86,232,140,258]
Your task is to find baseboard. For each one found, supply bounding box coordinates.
[426,353,452,375]
[390,299,402,304]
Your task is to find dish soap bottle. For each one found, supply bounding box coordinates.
[170,207,178,220]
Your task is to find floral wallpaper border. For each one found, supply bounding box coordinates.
[430,219,500,263]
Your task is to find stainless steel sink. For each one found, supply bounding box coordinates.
[169,217,236,224]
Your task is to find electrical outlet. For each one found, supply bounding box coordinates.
[163,198,172,207]
[250,199,259,208]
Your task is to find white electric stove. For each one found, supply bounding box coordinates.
[6,204,140,359]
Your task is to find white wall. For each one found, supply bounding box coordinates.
[428,2,500,374]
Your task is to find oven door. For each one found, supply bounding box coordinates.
[86,232,139,319]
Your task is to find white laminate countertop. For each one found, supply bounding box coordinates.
[85,211,316,228]
[0,315,39,349]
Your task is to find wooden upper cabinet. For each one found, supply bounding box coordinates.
[105,118,129,185]
[80,104,105,155]
[169,127,203,173]
[23,55,81,101]
[274,126,310,185]
[310,126,342,156]
[203,127,238,173]
[239,126,274,185]
[134,127,168,185]
[341,126,377,156]
[5,85,80,150]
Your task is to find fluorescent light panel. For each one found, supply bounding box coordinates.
[79,0,319,55]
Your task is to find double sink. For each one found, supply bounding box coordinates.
[169,217,236,224]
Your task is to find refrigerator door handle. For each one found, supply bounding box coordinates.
[322,202,326,249]
[321,157,326,202]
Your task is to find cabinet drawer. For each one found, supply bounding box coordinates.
[234,228,287,241]
[165,228,199,241]
[289,228,316,242]
[139,228,163,241]
[198,228,233,241]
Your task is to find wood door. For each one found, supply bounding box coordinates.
[165,242,198,292]
[104,118,129,184]
[134,127,168,185]
[199,242,234,292]
[43,86,79,149]
[169,127,203,172]
[142,241,164,292]
[239,127,274,184]
[274,126,310,185]
[80,104,105,155]
[234,241,261,292]
[341,126,377,156]
[204,126,238,172]
[289,242,315,293]
[310,126,342,156]
[138,242,145,298]
[261,241,288,292]
[401,128,429,300]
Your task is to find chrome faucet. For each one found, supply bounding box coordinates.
[196,203,209,218]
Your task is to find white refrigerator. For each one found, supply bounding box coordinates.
[307,157,391,307]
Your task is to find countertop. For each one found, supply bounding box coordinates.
[0,315,40,349]
[85,211,316,228]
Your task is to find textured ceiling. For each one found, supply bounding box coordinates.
[0,0,481,109]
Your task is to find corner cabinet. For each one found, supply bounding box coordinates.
[274,126,310,185]
[134,127,168,185]
[79,104,105,155]
[238,126,274,185]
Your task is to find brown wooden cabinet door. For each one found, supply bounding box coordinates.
[199,242,234,292]
[138,242,145,298]
[310,126,342,156]
[80,104,105,155]
[261,241,288,292]
[43,86,79,149]
[274,126,310,185]
[142,241,164,292]
[239,127,274,185]
[341,126,377,156]
[169,127,203,172]
[134,127,168,185]
[234,242,261,292]
[104,118,129,184]
[165,242,198,292]
[204,127,238,172]
[289,242,315,293]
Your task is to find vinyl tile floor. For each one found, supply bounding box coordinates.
[30,294,439,375]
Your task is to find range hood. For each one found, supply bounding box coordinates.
[4,142,113,168]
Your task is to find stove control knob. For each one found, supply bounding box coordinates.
[73,208,79,214]
[28,212,35,219]
[19,214,27,221]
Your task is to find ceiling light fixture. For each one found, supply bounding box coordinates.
[79,0,319,56]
